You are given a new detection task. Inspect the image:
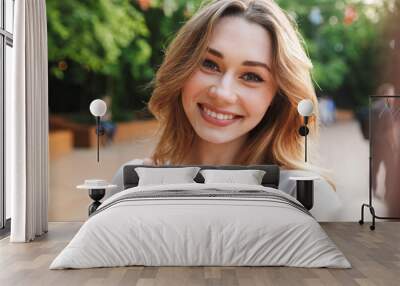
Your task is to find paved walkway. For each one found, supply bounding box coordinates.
[49,120,386,222]
[49,134,158,221]
[318,120,386,221]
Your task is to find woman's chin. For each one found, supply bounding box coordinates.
[196,131,241,145]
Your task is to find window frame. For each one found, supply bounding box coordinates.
[0,0,14,233]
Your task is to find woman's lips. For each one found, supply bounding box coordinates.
[198,103,242,127]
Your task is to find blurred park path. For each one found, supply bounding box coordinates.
[49,134,158,221]
[318,120,386,222]
[49,119,386,222]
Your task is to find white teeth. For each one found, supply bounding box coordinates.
[202,106,235,120]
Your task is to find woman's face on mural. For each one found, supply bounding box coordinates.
[181,16,277,144]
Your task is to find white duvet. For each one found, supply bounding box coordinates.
[50,183,350,269]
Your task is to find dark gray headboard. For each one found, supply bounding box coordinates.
[123,165,280,189]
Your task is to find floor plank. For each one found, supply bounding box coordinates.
[0,222,399,286]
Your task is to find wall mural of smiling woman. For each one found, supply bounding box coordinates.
[147,0,328,183]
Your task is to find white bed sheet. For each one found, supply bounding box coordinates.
[50,183,350,269]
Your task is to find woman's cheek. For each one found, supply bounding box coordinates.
[183,72,209,100]
[181,77,200,108]
[243,90,274,120]
[248,103,267,121]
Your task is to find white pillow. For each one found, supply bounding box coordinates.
[135,167,201,186]
[200,169,266,185]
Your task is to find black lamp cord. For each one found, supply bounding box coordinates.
[304,116,308,163]
[298,116,309,163]
[96,116,100,162]
[95,116,106,162]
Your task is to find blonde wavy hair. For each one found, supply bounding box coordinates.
[148,0,333,187]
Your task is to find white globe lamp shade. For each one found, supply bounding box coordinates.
[297,99,314,116]
[90,99,107,117]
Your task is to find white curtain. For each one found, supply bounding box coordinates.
[7,0,49,242]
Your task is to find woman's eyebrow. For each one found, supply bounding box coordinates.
[207,47,224,58]
[207,47,271,72]
[242,60,271,72]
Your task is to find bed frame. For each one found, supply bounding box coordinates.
[123,165,280,189]
[122,164,315,211]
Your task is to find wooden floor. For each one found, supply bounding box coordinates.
[0,222,399,286]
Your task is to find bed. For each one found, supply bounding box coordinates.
[50,164,350,269]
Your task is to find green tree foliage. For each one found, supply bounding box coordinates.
[276,0,391,108]
[47,0,151,118]
[47,0,150,77]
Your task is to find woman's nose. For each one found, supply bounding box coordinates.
[208,73,238,104]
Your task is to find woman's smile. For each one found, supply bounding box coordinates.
[198,103,243,127]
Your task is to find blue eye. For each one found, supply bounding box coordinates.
[202,59,220,72]
[242,73,264,83]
